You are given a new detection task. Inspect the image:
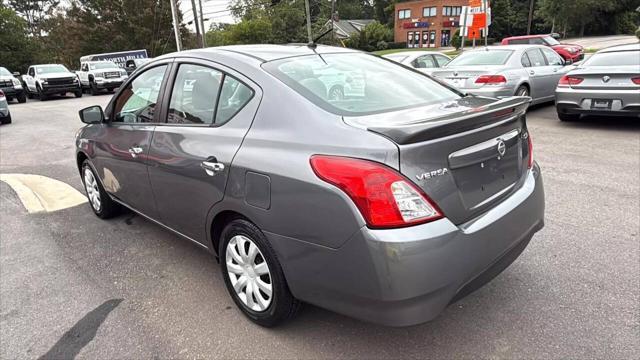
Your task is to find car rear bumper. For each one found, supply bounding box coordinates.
[556,87,640,117]
[267,165,545,326]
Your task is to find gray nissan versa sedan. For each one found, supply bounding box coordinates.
[75,44,545,327]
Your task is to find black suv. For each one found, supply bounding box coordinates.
[0,67,27,103]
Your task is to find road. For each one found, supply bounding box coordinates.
[1,95,638,359]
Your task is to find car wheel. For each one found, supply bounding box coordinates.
[1,114,11,125]
[17,92,27,103]
[37,85,48,101]
[27,90,34,99]
[557,112,580,122]
[328,86,344,101]
[81,160,120,219]
[515,85,529,97]
[220,218,301,327]
[90,82,99,96]
[74,89,83,98]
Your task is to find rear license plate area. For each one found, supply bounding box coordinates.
[591,99,612,110]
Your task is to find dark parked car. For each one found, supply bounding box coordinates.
[0,67,26,103]
[0,90,11,124]
[501,34,584,63]
[75,45,545,327]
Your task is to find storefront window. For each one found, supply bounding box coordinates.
[398,9,411,19]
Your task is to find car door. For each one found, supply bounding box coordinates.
[540,47,568,89]
[147,59,260,245]
[25,67,36,92]
[79,63,90,86]
[523,48,553,100]
[94,62,171,219]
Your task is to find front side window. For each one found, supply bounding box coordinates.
[447,50,513,66]
[423,7,436,17]
[525,49,547,67]
[398,9,411,19]
[412,55,436,68]
[541,47,564,66]
[168,64,222,125]
[264,53,460,115]
[113,65,167,123]
[434,55,450,67]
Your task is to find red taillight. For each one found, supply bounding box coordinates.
[475,75,507,84]
[558,75,583,86]
[310,155,443,229]
[631,77,640,85]
[527,133,534,169]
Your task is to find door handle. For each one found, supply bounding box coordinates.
[529,70,535,75]
[128,146,143,158]
[201,157,225,176]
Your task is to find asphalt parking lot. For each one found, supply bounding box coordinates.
[1,95,638,359]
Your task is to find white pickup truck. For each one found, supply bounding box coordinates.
[22,64,82,101]
[76,60,128,95]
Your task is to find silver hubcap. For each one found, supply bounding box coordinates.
[518,87,528,96]
[226,235,272,312]
[83,168,101,212]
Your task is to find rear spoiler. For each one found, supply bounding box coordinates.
[366,97,531,145]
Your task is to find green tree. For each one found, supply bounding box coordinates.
[0,4,38,73]
[345,21,393,51]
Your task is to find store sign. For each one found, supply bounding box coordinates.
[403,22,430,29]
[443,21,459,27]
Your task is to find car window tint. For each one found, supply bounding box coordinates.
[525,49,546,67]
[583,51,640,66]
[434,55,450,67]
[521,53,532,67]
[508,39,529,45]
[530,38,545,45]
[412,55,436,68]
[215,76,254,125]
[541,48,563,66]
[447,50,513,66]
[168,64,222,125]
[113,65,167,123]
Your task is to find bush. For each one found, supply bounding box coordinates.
[345,21,393,52]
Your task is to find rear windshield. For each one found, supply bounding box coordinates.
[447,50,513,66]
[263,53,459,115]
[583,51,640,66]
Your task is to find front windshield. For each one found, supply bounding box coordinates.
[583,51,640,66]
[263,53,459,115]
[90,62,119,70]
[36,65,69,74]
[543,36,560,46]
[446,50,513,66]
[0,67,11,76]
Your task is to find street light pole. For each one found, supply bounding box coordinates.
[304,0,312,44]
[527,0,535,35]
[169,0,182,51]
[198,0,207,47]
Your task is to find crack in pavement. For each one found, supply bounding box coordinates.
[38,299,123,360]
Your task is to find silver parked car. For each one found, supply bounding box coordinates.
[431,45,570,104]
[75,45,544,327]
[0,89,11,124]
[383,51,451,75]
[555,43,640,121]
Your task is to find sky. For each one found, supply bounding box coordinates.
[178,0,235,31]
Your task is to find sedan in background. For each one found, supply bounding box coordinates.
[431,45,570,104]
[555,43,640,121]
[501,34,584,63]
[0,90,11,124]
[383,51,451,75]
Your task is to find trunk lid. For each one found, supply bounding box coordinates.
[431,66,505,89]
[568,66,640,90]
[344,96,532,225]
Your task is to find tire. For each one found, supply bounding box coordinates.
[220,219,301,327]
[90,82,99,96]
[81,160,121,219]
[515,85,529,97]
[27,90,34,99]
[328,86,344,101]
[558,112,580,122]
[17,92,27,103]
[37,85,48,101]
[74,89,83,98]
[1,114,11,125]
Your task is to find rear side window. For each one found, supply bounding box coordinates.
[525,49,546,67]
[168,64,222,125]
[521,54,532,67]
[434,55,450,67]
[412,55,436,68]
[263,53,459,116]
[216,76,254,124]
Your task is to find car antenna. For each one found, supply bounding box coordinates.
[308,27,332,49]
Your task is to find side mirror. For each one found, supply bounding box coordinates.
[12,72,20,77]
[79,105,104,124]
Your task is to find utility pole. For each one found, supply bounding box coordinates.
[191,0,202,48]
[304,0,312,44]
[330,0,336,44]
[460,6,467,51]
[169,0,182,51]
[527,0,535,35]
[198,0,207,47]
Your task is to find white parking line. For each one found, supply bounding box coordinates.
[0,173,87,213]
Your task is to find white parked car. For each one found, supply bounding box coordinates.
[383,51,451,75]
[22,64,82,101]
[77,60,128,95]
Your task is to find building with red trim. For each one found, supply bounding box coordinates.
[394,0,468,48]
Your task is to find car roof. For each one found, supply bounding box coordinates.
[503,34,548,40]
[172,44,361,63]
[598,43,640,53]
